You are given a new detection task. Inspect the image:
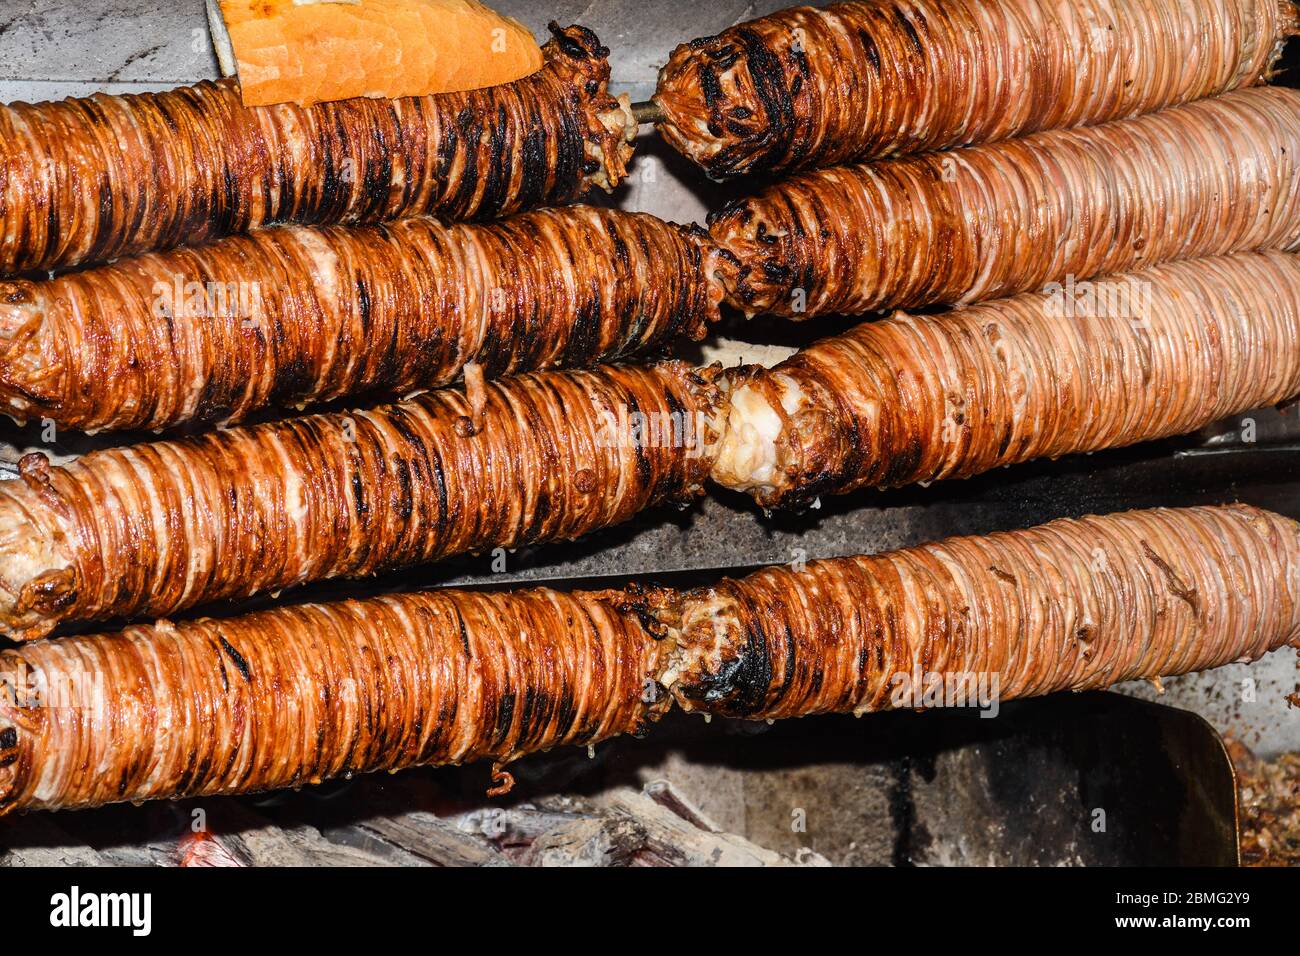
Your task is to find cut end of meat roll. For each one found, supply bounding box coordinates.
[655,506,1300,722]
[710,366,815,508]
[704,195,796,318]
[0,586,672,814]
[0,281,57,427]
[652,26,781,180]
[0,455,79,643]
[547,22,639,194]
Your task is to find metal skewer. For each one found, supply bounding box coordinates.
[631,100,666,125]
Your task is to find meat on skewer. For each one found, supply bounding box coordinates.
[711,252,1300,509]
[0,23,635,276]
[3,505,1295,814]
[649,506,1300,720]
[0,361,723,641]
[709,86,1300,319]
[653,0,1299,178]
[0,206,732,433]
[0,586,668,813]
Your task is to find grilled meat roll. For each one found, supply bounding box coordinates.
[0,586,668,813]
[0,206,731,433]
[712,252,1300,509]
[0,361,723,640]
[2,505,1294,813]
[710,86,1300,318]
[651,505,1300,720]
[654,0,1298,178]
[0,23,635,276]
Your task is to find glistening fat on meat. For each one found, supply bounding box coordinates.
[709,86,1300,318]
[654,0,1299,177]
[0,23,636,276]
[0,206,734,433]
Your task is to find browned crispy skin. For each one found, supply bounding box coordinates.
[655,0,1299,178]
[712,252,1300,510]
[0,587,668,814]
[0,24,634,276]
[709,87,1300,318]
[1,505,1295,814]
[657,506,1300,720]
[0,206,731,433]
[0,361,723,640]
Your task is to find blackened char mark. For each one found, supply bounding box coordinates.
[351,467,369,520]
[857,29,882,75]
[893,6,926,58]
[449,107,483,220]
[390,455,414,523]
[663,386,689,453]
[547,21,601,59]
[707,44,741,71]
[681,605,774,718]
[621,390,654,490]
[478,105,512,219]
[360,122,394,220]
[608,218,631,269]
[880,430,925,488]
[217,635,252,683]
[562,292,603,367]
[700,61,725,138]
[449,601,472,658]
[715,28,796,179]
[549,93,583,208]
[700,61,723,110]
[493,689,518,747]
[316,112,354,225]
[373,289,407,386]
[263,351,313,414]
[517,110,550,212]
[434,109,460,201]
[381,404,434,525]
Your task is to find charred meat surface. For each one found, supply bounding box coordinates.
[655,0,1298,178]
[3,505,1296,816]
[711,252,1300,509]
[655,506,1300,720]
[0,206,732,432]
[0,361,724,640]
[0,24,636,275]
[0,587,668,813]
[710,87,1300,318]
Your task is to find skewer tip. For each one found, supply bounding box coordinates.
[631,100,666,126]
